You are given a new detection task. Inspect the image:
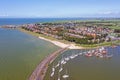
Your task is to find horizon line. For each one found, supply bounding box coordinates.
[1,17,120,19]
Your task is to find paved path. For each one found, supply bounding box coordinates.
[29,47,69,80]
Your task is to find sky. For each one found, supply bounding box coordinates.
[0,0,120,18]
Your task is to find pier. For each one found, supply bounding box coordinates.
[0,25,17,29]
[28,47,69,80]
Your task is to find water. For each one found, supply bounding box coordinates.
[0,18,95,26]
[44,47,120,80]
[0,28,60,80]
[0,18,65,26]
[0,18,120,80]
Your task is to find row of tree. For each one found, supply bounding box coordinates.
[63,35,103,44]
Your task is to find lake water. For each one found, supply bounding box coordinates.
[0,18,95,26]
[0,18,120,80]
[0,28,59,80]
[44,47,120,80]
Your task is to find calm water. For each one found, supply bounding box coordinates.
[44,47,120,80]
[0,28,59,80]
[1,18,120,80]
[0,18,95,26]
[0,18,66,25]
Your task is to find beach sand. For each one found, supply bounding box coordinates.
[38,36,83,49]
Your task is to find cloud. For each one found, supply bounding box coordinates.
[98,11,120,15]
[101,11,113,15]
[0,14,8,17]
[92,11,120,17]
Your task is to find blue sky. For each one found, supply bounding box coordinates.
[0,0,120,18]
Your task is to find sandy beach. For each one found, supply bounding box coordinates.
[38,36,83,49]
[29,35,83,80]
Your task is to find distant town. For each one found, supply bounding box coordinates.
[1,20,120,80]
[1,20,120,47]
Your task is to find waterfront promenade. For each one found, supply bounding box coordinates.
[28,47,69,80]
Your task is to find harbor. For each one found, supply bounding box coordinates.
[1,20,120,80]
[0,18,120,80]
[29,47,69,80]
[1,0,120,80]
[44,46,120,80]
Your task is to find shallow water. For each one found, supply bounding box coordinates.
[0,28,59,80]
[44,47,120,80]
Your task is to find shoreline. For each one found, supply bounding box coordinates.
[18,28,84,80]
[29,47,68,80]
[18,27,84,49]
[38,36,84,49]
[19,28,120,49]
